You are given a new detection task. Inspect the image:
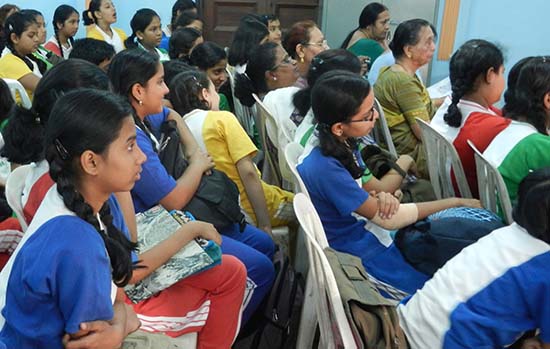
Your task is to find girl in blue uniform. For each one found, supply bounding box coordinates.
[297,71,480,299]
[0,89,144,348]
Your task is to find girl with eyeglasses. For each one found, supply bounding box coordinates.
[297,70,481,300]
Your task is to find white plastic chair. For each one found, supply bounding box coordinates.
[252,93,284,187]
[467,140,514,224]
[372,98,398,157]
[2,78,32,108]
[284,142,310,197]
[416,117,472,199]
[294,193,357,349]
[5,164,32,232]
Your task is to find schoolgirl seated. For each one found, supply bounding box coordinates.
[84,0,127,53]
[398,168,550,349]
[160,0,198,50]
[483,56,550,206]
[297,71,480,299]
[169,70,297,232]
[26,9,62,68]
[69,38,115,72]
[0,11,44,100]
[430,39,506,198]
[108,49,275,324]
[172,10,203,34]
[44,5,79,59]
[125,9,169,62]
[190,41,231,111]
[169,27,203,64]
[0,89,144,348]
[227,15,269,74]
[293,49,363,147]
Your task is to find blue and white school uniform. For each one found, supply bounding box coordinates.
[297,146,429,299]
[398,223,550,349]
[0,186,126,348]
[131,107,275,323]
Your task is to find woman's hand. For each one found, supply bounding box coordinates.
[181,221,222,245]
[371,191,400,219]
[393,189,403,202]
[454,198,482,209]
[189,149,215,173]
[357,55,370,76]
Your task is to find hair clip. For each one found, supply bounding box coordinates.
[8,24,13,32]
[54,138,70,160]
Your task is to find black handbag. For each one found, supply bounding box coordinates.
[156,119,246,231]
[360,144,436,203]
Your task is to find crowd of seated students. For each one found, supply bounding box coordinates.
[0,0,548,348]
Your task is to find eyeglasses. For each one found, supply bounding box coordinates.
[270,54,293,71]
[304,39,328,48]
[346,107,376,123]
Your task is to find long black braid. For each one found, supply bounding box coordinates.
[45,89,138,287]
[444,39,503,127]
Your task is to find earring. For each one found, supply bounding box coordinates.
[407,54,412,59]
[138,100,143,106]
[273,76,277,81]
[300,56,304,63]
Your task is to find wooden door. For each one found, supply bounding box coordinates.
[201,0,321,47]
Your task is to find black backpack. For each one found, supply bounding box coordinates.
[155,119,246,231]
[234,248,305,349]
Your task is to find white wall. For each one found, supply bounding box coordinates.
[430,0,550,86]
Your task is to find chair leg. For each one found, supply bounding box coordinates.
[297,271,317,349]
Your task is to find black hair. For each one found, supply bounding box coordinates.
[169,70,210,116]
[444,39,504,127]
[69,38,115,66]
[190,41,226,70]
[45,88,137,287]
[227,15,269,67]
[513,167,550,243]
[125,8,159,49]
[504,56,550,134]
[108,49,160,104]
[312,70,372,179]
[1,59,110,165]
[389,18,437,60]
[174,10,201,31]
[169,27,202,61]
[341,2,388,49]
[502,56,535,117]
[4,11,46,74]
[234,41,278,107]
[0,79,14,123]
[163,59,194,87]
[293,49,361,116]
[0,4,20,52]
[82,0,103,26]
[52,5,78,58]
[170,0,197,29]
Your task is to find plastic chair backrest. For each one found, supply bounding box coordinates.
[252,93,282,187]
[293,193,357,349]
[284,142,310,197]
[372,98,398,157]
[467,140,514,224]
[3,78,32,109]
[416,117,472,199]
[6,164,32,231]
